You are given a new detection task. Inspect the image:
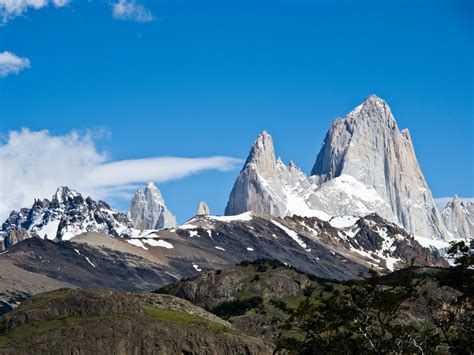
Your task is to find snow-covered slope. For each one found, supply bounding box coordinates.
[441,195,474,239]
[0,187,134,250]
[127,182,177,230]
[312,95,448,240]
[176,212,447,276]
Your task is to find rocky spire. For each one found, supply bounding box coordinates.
[196,201,211,216]
[311,94,448,240]
[225,131,289,216]
[128,182,177,230]
[441,195,474,239]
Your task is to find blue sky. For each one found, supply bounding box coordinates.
[0,0,472,222]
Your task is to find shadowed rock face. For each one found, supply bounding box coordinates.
[311,95,448,240]
[0,288,272,355]
[128,182,177,230]
[441,195,474,239]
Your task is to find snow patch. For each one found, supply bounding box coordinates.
[329,216,359,229]
[192,264,202,272]
[127,239,149,250]
[208,212,253,222]
[271,220,311,252]
[85,256,96,268]
[142,239,174,249]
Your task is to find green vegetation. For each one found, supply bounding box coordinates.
[277,265,473,354]
[0,319,66,348]
[27,289,73,309]
[143,305,229,333]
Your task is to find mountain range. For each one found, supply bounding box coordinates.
[0,94,470,312]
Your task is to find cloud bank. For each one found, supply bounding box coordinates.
[112,0,153,23]
[0,51,30,77]
[0,0,69,23]
[0,129,241,221]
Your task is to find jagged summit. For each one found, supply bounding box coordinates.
[128,182,177,230]
[224,130,392,221]
[196,201,210,216]
[242,130,277,176]
[225,96,449,240]
[311,95,448,240]
[441,196,474,239]
[0,187,133,250]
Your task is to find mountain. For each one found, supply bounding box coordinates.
[441,196,474,239]
[127,182,177,230]
[224,131,393,221]
[0,186,133,250]
[196,201,211,215]
[312,94,448,240]
[226,95,449,241]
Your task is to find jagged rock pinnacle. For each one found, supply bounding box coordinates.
[128,182,177,230]
[311,96,448,240]
[196,201,210,216]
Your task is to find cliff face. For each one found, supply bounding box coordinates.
[311,95,448,240]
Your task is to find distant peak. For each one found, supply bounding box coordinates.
[365,94,385,103]
[243,130,276,172]
[196,201,210,216]
[146,181,157,189]
[53,186,79,203]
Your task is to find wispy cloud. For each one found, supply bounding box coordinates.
[0,129,242,221]
[112,0,153,23]
[0,51,30,77]
[0,0,69,23]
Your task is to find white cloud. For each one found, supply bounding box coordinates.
[0,0,69,23]
[0,129,242,221]
[0,51,30,77]
[112,0,153,23]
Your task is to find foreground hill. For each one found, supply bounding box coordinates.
[1,259,471,354]
[0,288,272,354]
[159,259,473,353]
